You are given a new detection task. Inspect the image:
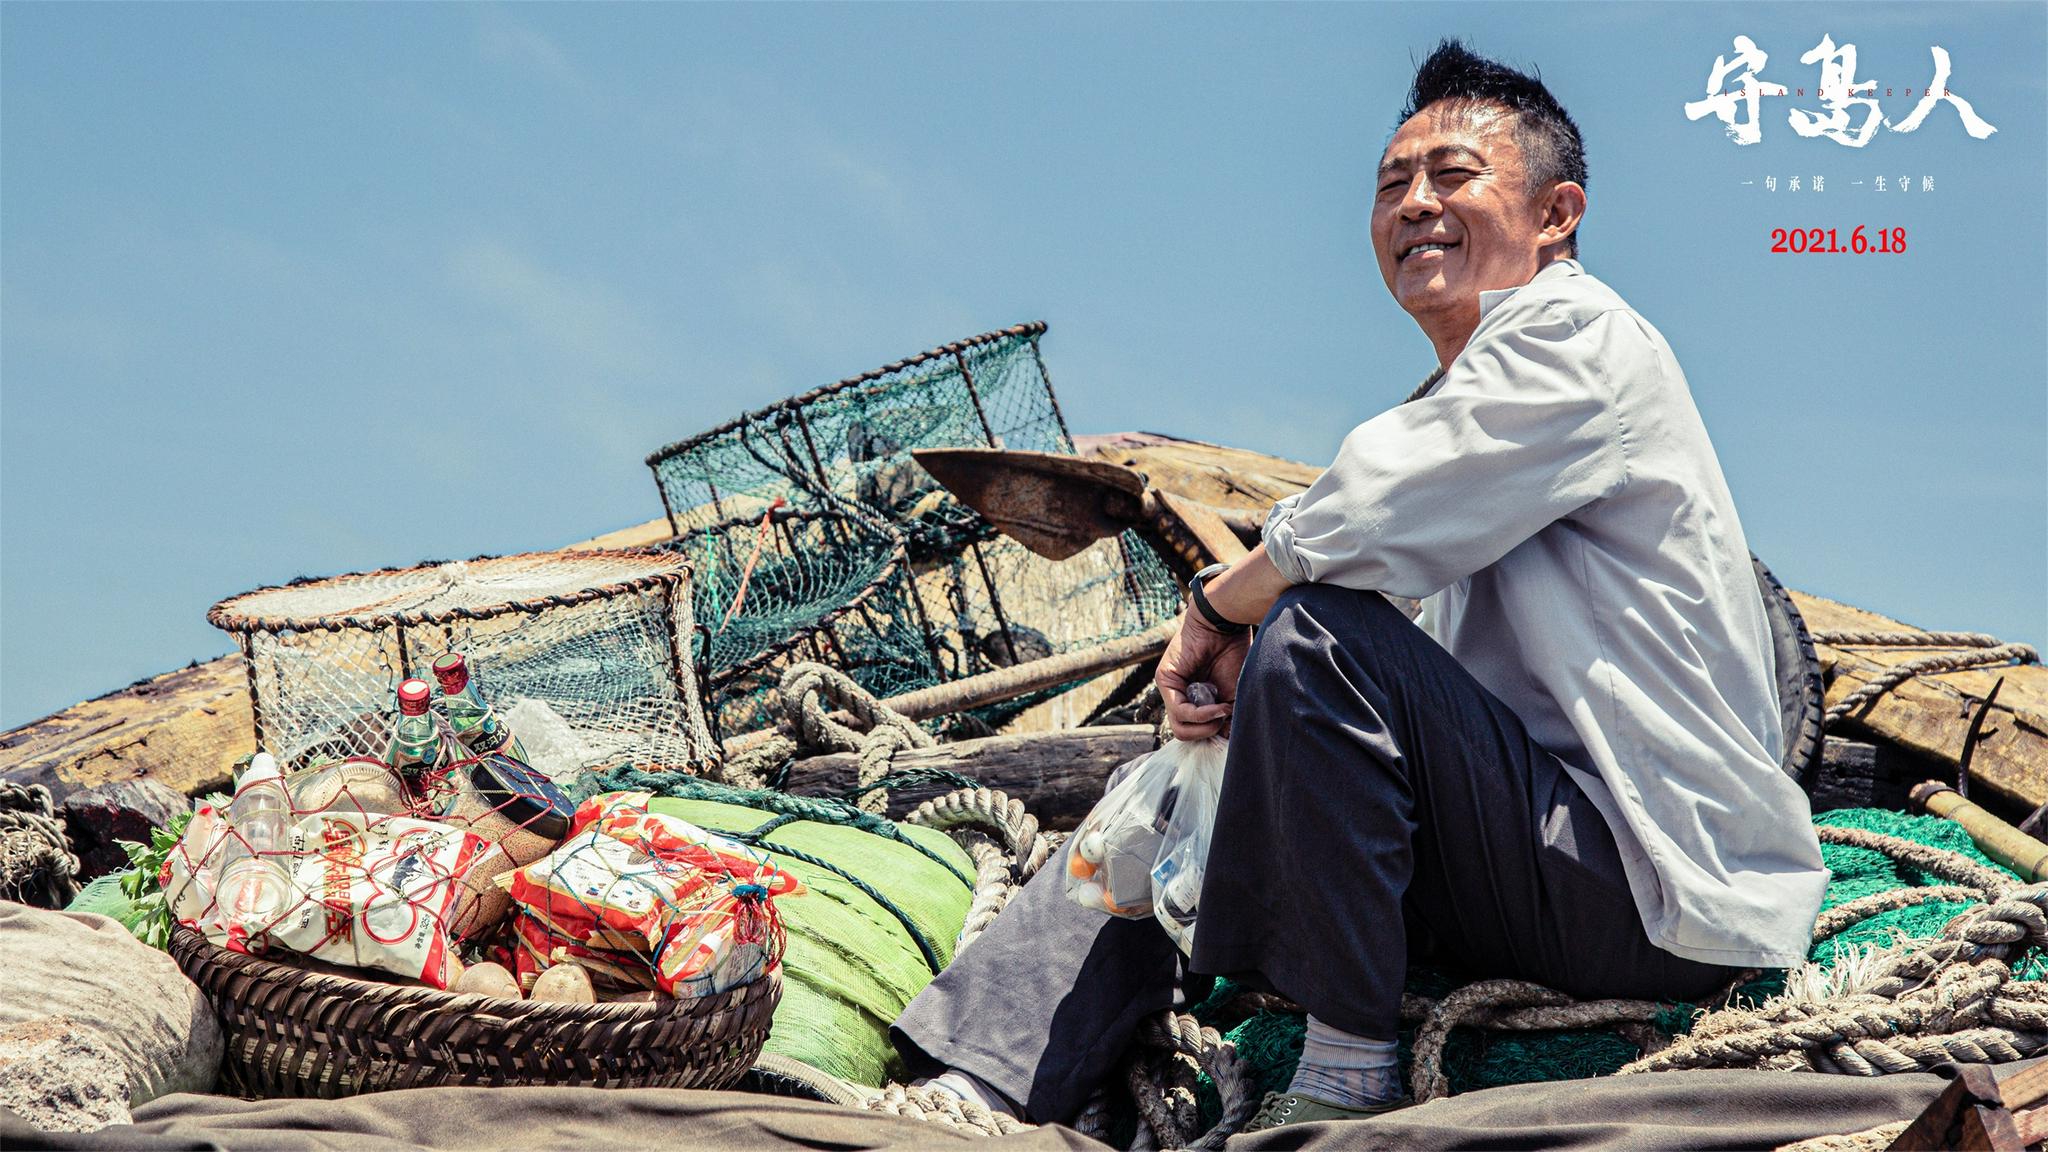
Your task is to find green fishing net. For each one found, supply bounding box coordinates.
[646,326,1071,554]
[646,324,1183,739]
[1190,807,2034,1116]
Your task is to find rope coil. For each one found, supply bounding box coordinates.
[719,662,939,813]
[1623,829,2048,1080]
[1811,628,2038,728]
[0,782,80,908]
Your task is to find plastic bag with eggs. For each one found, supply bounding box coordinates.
[1063,747,1182,918]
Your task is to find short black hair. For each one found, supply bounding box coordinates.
[1398,39,1587,257]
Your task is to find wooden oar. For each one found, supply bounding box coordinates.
[910,447,1254,575]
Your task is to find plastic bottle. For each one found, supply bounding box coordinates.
[385,678,445,778]
[216,753,295,938]
[432,652,529,763]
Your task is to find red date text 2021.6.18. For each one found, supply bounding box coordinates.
[1771,227,1908,254]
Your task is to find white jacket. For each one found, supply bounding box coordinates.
[1263,258,1827,968]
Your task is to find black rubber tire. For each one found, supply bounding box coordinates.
[1754,553,1825,790]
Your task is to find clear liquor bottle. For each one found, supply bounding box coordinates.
[432,652,530,763]
[385,678,446,778]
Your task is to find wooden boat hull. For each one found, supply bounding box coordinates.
[5,434,2041,818]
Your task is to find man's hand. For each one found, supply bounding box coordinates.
[1157,611,1250,740]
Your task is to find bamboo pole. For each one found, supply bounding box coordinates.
[721,618,1177,758]
[1911,781,2048,882]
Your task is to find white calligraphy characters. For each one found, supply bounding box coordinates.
[1754,174,1930,193]
[1688,35,1776,145]
[1789,35,1883,146]
[1685,36,1998,147]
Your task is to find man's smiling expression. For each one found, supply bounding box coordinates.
[1371,102,1565,338]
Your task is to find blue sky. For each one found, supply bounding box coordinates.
[3,2,2043,728]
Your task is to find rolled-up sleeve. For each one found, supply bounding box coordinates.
[1263,303,1632,599]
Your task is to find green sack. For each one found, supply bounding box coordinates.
[645,795,976,1087]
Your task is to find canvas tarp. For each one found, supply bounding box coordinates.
[2,1065,1958,1151]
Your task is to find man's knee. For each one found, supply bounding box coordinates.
[1248,583,1409,687]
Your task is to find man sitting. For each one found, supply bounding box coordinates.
[894,39,1826,1132]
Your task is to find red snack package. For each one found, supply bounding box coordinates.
[507,795,802,998]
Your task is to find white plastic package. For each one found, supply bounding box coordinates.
[1150,734,1226,954]
[1065,683,1229,928]
[1064,748,1178,917]
[165,807,487,988]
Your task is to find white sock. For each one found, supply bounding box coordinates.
[1286,1015,1402,1109]
[925,1068,1018,1117]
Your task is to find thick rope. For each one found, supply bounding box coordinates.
[1811,628,2038,728]
[0,782,79,908]
[718,662,937,812]
[1811,886,1983,941]
[1119,1009,1261,1151]
[1071,1089,1114,1145]
[863,1082,1032,1136]
[905,787,1053,956]
[1405,980,1673,1103]
[1623,869,2048,1078]
[1355,828,2032,1106]
[1817,630,2011,648]
[1813,825,2017,897]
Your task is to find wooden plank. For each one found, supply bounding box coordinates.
[1992,1055,2048,1111]
[1795,591,2048,810]
[0,659,252,804]
[1807,737,1947,814]
[1890,1065,2014,1152]
[779,724,1158,830]
[565,515,675,553]
[1075,433,1321,512]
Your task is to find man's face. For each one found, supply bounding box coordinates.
[1372,101,1555,326]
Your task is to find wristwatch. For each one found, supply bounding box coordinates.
[1187,562,1249,634]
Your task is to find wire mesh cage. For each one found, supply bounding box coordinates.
[646,322,1186,738]
[208,551,717,775]
[645,322,1074,560]
[668,506,931,736]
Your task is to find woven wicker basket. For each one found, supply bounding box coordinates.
[171,925,781,1098]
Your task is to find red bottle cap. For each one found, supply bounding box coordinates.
[432,652,469,693]
[398,679,434,716]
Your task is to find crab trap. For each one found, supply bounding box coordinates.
[647,323,1184,737]
[646,323,1074,558]
[667,507,929,737]
[208,551,719,775]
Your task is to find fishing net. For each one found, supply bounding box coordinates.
[666,507,931,738]
[645,323,1184,737]
[209,551,717,775]
[1190,807,2034,1115]
[645,324,1071,558]
[900,530,1182,734]
[674,513,1181,739]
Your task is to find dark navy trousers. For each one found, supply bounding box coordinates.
[893,584,1737,1123]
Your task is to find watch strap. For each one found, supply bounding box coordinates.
[1189,563,1249,634]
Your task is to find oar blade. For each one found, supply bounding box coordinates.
[911,447,1146,560]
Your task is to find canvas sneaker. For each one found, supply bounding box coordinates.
[1240,1089,1409,1133]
